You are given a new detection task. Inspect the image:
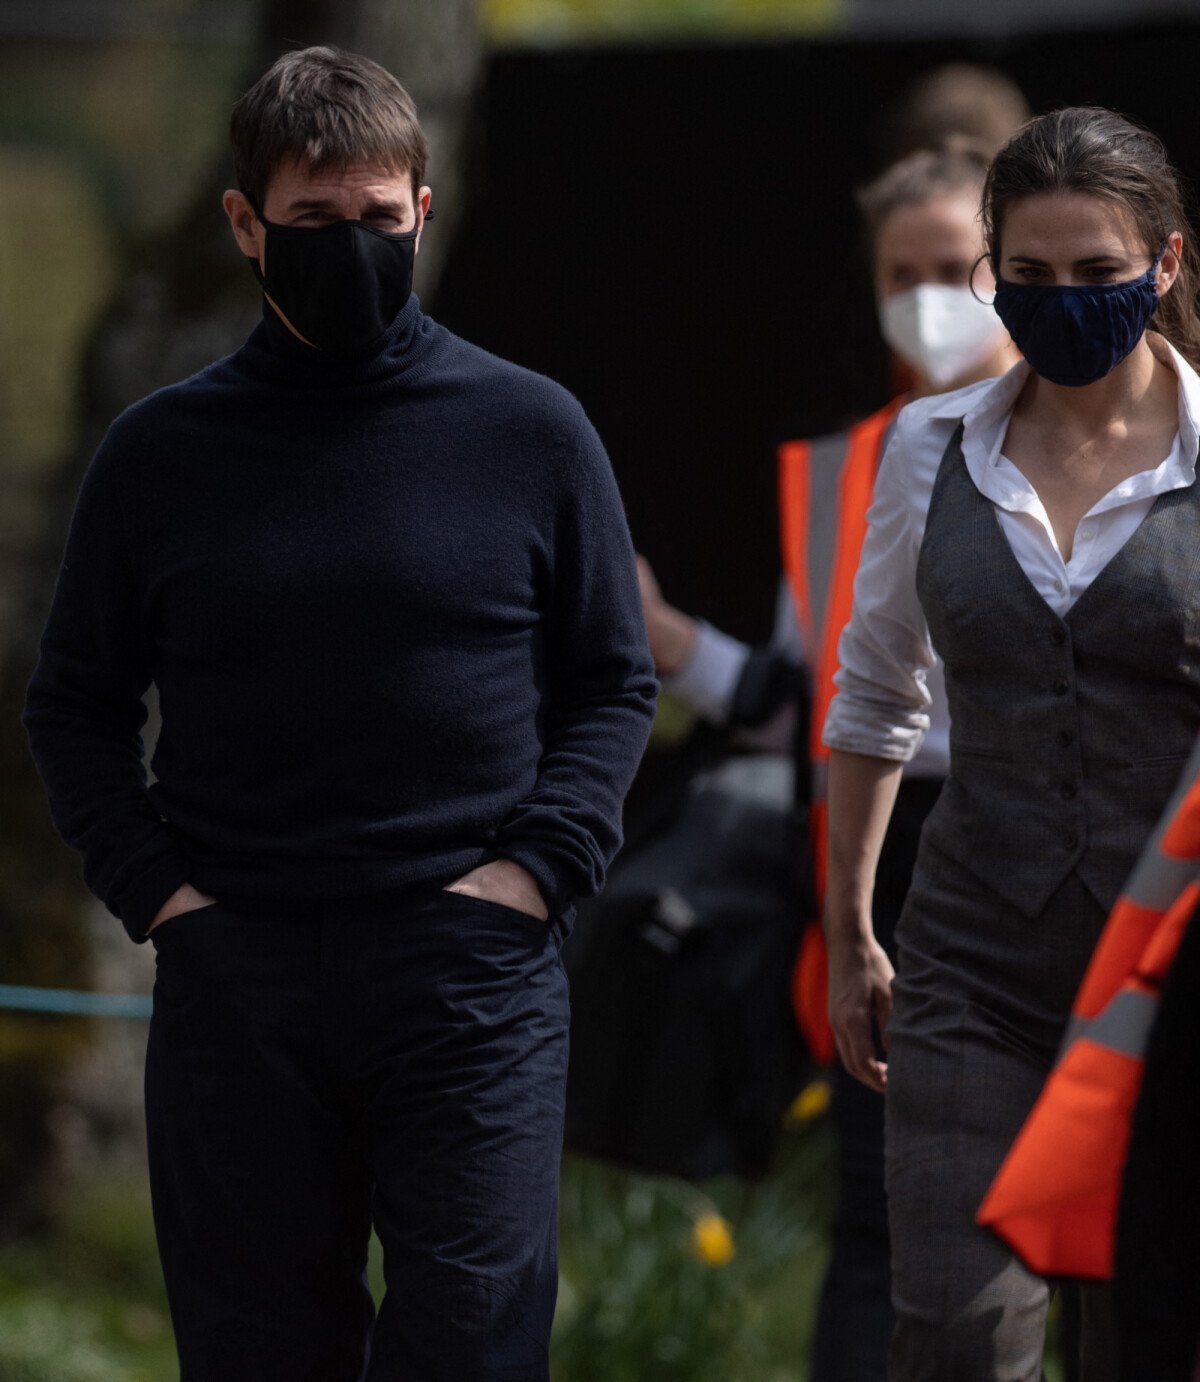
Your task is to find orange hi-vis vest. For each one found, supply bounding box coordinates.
[977,736,1200,1279]
[777,397,906,1065]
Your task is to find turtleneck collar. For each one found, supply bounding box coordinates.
[233,291,436,390]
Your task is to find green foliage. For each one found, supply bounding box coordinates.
[484,0,843,45]
[0,1173,174,1381]
[0,1300,136,1382]
[553,1126,835,1381]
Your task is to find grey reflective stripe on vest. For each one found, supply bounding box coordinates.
[804,432,848,654]
[1124,854,1200,913]
[802,416,900,656]
[1060,988,1158,1063]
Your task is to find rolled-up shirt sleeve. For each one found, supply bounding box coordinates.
[822,404,940,763]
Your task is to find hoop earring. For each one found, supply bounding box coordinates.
[969,252,996,306]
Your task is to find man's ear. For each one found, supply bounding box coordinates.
[415,186,433,253]
[223,189,262,263]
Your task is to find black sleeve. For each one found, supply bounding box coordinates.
[496,408,658,914]
[23,419,191,941]
[1115,897,1200,1382]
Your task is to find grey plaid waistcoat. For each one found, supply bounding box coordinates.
[915,424,1200,918]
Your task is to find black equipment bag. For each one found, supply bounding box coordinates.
[564,718,810,1180]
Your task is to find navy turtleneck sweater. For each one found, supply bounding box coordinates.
[24,297,657,941]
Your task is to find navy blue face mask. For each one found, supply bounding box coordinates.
[245,197,420,356]
[992,251,1162,387]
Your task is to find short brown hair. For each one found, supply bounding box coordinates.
[231,46,428,207]
[983,107,1200,371]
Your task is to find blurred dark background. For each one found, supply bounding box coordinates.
[434,21,1200,644]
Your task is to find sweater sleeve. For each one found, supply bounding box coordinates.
[495,409,658,914]
[23,419,191,942]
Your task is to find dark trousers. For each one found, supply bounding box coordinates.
[810,776,942,1382]
[144,890,570,1381]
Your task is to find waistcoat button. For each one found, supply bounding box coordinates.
[1051,628,1067,646]
[1063,831,1079,850]
[1057,729,1074,747]
[1060,781,1078,800]
[1053,677,1070,695]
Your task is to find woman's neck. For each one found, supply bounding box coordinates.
[1021,335,1170,436]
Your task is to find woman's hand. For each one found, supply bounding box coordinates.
[822,749,905,1094]
[827,930,895,1093]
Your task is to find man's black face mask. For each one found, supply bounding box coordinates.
[246,197,419,356]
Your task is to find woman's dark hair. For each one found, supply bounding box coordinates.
[982,107,1200,370]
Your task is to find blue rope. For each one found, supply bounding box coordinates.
[0,984,152,1019]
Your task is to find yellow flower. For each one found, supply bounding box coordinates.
[691,1212,735,1267]
[786,1078,832,1127]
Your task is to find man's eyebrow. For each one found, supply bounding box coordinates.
[358,199,410,219]
[282,195,412,221]
[283,197,340,214]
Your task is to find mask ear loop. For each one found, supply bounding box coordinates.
[238,190,268,286]
[968,252,998,307]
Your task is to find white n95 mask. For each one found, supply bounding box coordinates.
[879,283,1005,390]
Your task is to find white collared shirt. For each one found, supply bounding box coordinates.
[823,334,1200,763]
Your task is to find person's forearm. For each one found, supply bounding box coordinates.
[648,603,697,676]
[824,747,904,948]
[823,747,905,1090]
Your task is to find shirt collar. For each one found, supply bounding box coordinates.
[1151,333,1200,474]
[934,332,1200,483]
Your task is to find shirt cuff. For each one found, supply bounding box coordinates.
[499,843,575,919]
[664,620,750,724]
[822,698,929,764]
